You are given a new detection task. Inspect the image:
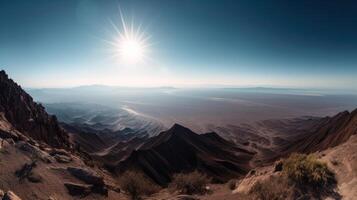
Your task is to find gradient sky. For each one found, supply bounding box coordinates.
[1,0,357,89]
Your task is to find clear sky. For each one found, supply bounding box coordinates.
[1,0,357,90]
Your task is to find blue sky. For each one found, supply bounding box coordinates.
[1,0,357,89]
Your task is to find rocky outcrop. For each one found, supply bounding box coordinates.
[16,141,54,163]
[66,167,108,196]
[54,154,72,163]
[64,182,92,197]
[2,191,22,200]
[67,167,104,186]
[0,70,69,148]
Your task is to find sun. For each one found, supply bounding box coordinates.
[107,8,151,65]
[118,35,145,63]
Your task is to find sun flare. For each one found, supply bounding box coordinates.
[108,8,151,65]
[118,36,145,63]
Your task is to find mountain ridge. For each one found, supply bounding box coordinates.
[0,70,69,148]
[115,123,256,186]
[282,108,357,154]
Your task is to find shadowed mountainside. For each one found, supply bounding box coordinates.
[283,109,357,154]
[115,124,256,186]
[0,70,69,148]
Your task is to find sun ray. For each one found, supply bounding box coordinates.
[107,7,151,65]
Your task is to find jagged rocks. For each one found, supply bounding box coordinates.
[64,182,92,197]
[66,167,108,196]
[2,191,22,200]
[64,182,108,197]
[0,70,69,148]
[49,148,71,157]
[67,167,104,186]
[51,149,72,163]
[15,141,54,163]
[54,154,72,163]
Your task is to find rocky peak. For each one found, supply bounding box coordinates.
[0,70,69,148]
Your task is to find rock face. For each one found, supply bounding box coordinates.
[117,124,255,186]
[64,182,92,197]
[0,70,69,148]
[66,167,108,196]
[284,109,357,153]
[67,167,104,186]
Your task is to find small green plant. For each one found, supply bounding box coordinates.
[283,153,335,187]
[169,171,210,195]
[120,171,159,200]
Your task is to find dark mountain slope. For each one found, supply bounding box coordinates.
[284,109,357,153]
[116,124,255,186]
[0,70,69,148]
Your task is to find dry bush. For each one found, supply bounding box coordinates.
[249,175,294,200]
[248,153,339,200]
[120,171,160,200]
[169,171,210,195]
[283,153,335,187]
[227,179,236,190]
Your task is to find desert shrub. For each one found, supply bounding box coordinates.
[120,171,160,200]
[248,154,338,200]
[227,179,236,190]
[249,175,293,200]
[169,171,210,195]
[283,153,335,187]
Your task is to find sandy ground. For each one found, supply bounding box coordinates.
[320,135,357,200]
[0,142,127,200]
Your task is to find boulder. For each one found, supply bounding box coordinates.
[16,141,54,163]
[54,154,72,163]
[2,191,22,200]
[64,182,91,197]
[27,172,43,183]
[67,167,104,185]
[50,148,70,157]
